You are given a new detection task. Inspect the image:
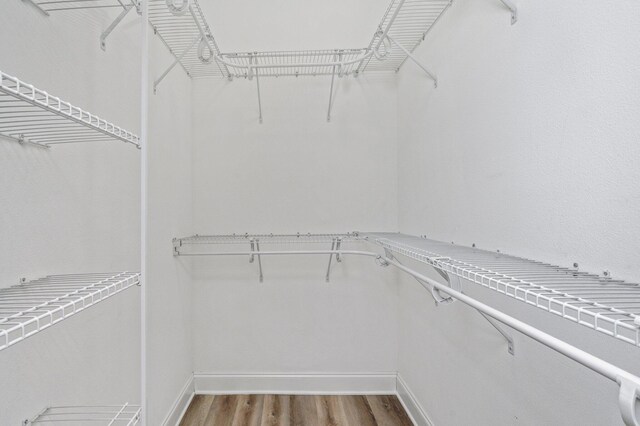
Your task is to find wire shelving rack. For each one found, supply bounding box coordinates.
[174,232,361,248]
[219,50,370,79]
[364,233,640,347]
[360,0,452,74]
[149,0,229,81]
[0,272,140,352]
[25,404,141,425]
[24,0,136,14]
[0,70,140,149]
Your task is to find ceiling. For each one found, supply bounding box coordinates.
[198,0,393,53]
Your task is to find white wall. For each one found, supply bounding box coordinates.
[189,75,399,378]
[144,23,196,426]
[0,3,141,425]
[396,0,640,424]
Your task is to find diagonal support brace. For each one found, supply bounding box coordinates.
[326,238,337,282]
[22,0,49,16]
[386,35,437,87]
[101,3,135,51]
[153,36,200,93]
[478,311,515,355]
[498,0,518,25]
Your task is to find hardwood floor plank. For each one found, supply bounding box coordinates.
[179,395,215,426]
[366,395,413,426]
[181,394,412,426]
[290,395,318,426]
[260,394,290,426]
[315,395,343,426]
[339,395,378,426]
[206,395,240,426]
[232,395,264,426]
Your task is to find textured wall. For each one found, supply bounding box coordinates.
[190,75,399,376]
[0,3,141,425]
[145,23,195,426]
[396,0,640,424]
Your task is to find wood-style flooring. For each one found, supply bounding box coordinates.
[179,394,414,426]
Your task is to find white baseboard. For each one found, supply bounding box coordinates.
[162,374,195,426]
[193,372,397,395]
[396,374,433,426]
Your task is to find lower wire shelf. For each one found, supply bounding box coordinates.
[363,232,640,347]
[0,272,140,352]
[24,404,141,425]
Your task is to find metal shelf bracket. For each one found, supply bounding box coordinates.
[101,1,138,51]
[479,311,515,355]
[498,0,518,25]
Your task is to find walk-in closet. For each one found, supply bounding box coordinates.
[1,0,639,425]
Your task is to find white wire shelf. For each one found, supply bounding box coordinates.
[219,49,369,79]
[25,404,141,425]
[0,272,140,352]
[174,233,362,253]
[364,233,640,347]
[24,0,136,14]
[149,0,229,81]
[0,70,140,149]
[360,0,452,74]
[176,233,361,245]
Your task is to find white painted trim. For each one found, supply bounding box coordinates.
[396,374,434,426]
[162,374,195,426]
[193,372,397,395]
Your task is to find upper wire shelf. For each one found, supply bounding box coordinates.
[24,0,136,14]
[23,0,455,83]
[219,50,369,79]
[0,70,140,148]
[360,0,453,74]
[25,404,141,425]
[0,272,140,352]
[364,233,640,347]
[149,0,229,80]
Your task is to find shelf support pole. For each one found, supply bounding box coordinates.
[327,54,338,122]
[153,36,200,93]
[101,3,135,51]
[250,55,263,124]
[255,239,264,282]
[386,35,437,87]
[498,0,518,25]
[326,238,337,282]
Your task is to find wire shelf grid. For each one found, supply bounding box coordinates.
[25,0,135,13]
[0,70,140,148]
[0,272,140,352]
[25,404,141,425]
[360,0,452,73]
[175,233,362,246]
[149,0,229,79]
[365,233,640,347]
[220,49,369,78]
